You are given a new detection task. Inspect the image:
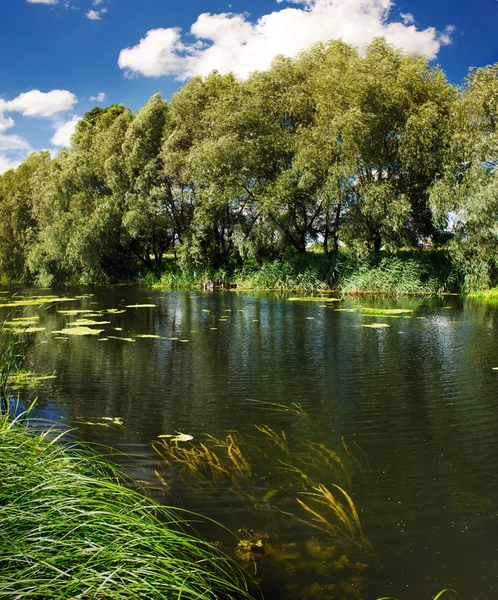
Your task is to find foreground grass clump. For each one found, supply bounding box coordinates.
[0,414,251,599]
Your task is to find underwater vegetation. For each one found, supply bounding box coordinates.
[153,416,372,600]
[6,369,56,389]
[378,590,457,600]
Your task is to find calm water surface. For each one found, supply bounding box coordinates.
[2,287,498,600]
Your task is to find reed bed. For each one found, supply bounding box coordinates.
[0,412,252,600]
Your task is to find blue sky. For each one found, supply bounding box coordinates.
[0,0,496,172]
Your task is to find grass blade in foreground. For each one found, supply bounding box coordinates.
[0,416,253,600]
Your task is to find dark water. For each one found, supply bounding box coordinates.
[2,287,498,600]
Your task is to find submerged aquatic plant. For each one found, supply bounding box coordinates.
[247,398,309,417]
[295,484,370,550]
[0,413,252,599]
[6,369,56,389]
[155,432,253,488]
[378,590,457,600]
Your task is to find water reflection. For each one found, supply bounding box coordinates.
[2,288,498,599]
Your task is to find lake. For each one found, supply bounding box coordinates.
[2,287,497,600]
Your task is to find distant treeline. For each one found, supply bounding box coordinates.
[0,38,496,290]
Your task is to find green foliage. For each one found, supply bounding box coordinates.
[430,64,498,291]
[0,416,251,599]
[0,40,495,292]
[237,255,330,292]
[337,252,454,294]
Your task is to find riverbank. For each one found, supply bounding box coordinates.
[0,407,251,599]
[145,250,458,295]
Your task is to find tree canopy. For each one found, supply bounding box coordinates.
[0,38,496,290]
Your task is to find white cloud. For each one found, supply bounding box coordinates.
[0,89,76,171]
[86,8,107,20]
[0,116,15,134]
[50,115,82,147]
[27,0,58,4]
[3,89,77,118]
[119,0,453,80]
[119,28,186,77]
[90,92,107,102]
[0,133,32,174]
[400,12,415,25]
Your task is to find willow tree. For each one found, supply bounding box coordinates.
[306,38,453,255]
[28,106,134,284]
[431,64,498,290]
[0,152,51,281]
[119,94,172,270]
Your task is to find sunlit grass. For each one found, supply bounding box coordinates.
[0,411,252,600]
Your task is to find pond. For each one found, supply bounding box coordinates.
[2,287,498,600]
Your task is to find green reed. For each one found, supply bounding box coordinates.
[0,322,26,409]
[0,413,252,600]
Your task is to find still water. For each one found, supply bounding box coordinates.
[2,287,498,600]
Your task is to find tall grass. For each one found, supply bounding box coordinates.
[236,257,329,292]
[0,322,26,409]
[337,252,455,295]
[468,287,498,302]
[0,413,252,599]
[144,250,457,295]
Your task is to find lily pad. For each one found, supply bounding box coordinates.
[57,310,94,316]
[52,327,104,336]
[135,334,161,339]
[358,308,413,315]
[1,296,78,308]
[7,369,56,389]
[108,336,135,342]
[288,297,340,302]
[158,433,193,442]
[68,320,111,327]
[74,416,124,428]
[124,304,156,308]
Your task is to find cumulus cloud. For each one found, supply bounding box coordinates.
[50,115,82,147]
[400,12,415,25]
[0,132,32,174]
[90,92,107,102]
[0,89,76,172]
[2,89,77,118]
[86,8,107,20]
[119,0,453,80]
[27,0,58,4]
[0,116,15,134]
